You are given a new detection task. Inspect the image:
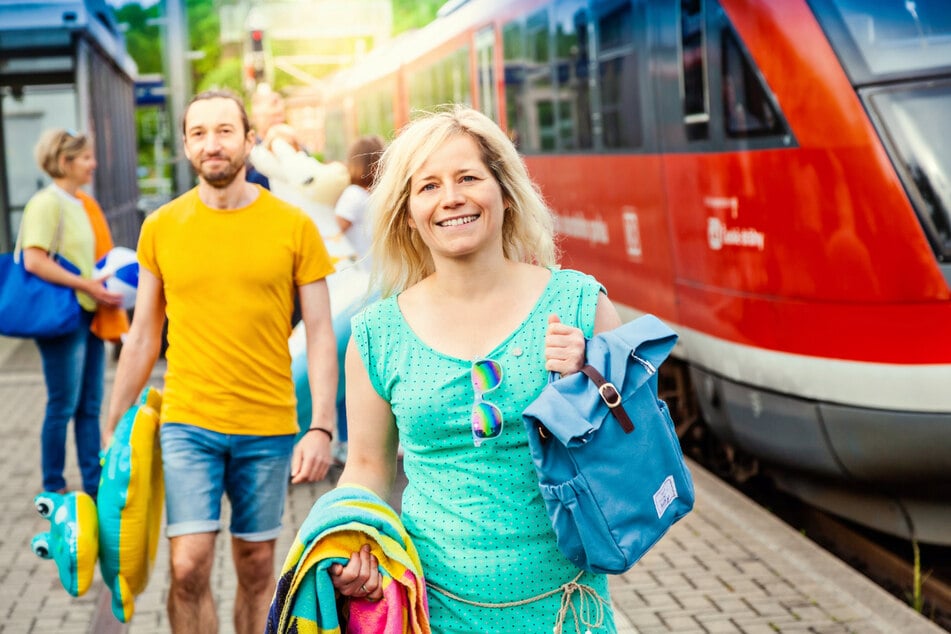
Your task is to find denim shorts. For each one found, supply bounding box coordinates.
[160,423,296,541]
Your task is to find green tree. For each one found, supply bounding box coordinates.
[187,0,239,92]
[392,0,444,34]
[197,57,244,94]
[114,2,163,73]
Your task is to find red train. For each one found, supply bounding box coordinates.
[312,0,951,544]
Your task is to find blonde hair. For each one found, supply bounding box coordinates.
[368,105,557,297]
[34,128,91,178]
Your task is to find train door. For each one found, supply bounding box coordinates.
[653,0,795,341]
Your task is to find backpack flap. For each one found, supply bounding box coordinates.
[589,314,678,391]
[524,371,600,448]
[523,314,680,447]
[582,314,679,433]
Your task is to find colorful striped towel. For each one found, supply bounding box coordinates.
[266,485,430,634]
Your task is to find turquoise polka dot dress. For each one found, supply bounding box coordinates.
[352,268,616,633]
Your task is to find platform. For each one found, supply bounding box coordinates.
[0,335,942,633]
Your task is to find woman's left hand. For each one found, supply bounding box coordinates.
[544,314,586,375]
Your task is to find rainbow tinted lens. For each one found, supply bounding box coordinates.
[471,359,502,394]
[471,359,504,446]
[472,401,504,446]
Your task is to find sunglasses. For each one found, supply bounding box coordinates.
[471,358,503,447]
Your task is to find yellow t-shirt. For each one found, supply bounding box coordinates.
[20,186,97,311]
[137,187,334,435]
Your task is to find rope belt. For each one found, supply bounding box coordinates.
[426,570,609,634]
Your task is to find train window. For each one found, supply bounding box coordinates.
[503,20,526,147]
[721,28,783,138]
[680,0,709,141]
[528,9,556,152]
[408,47,471,113]
[809,0,951,82]
[595,0,645,149]
[554,0,592,150]
[476,27,498,123]
[503,8,556,153]
[357,83,395,140]
[323,107,347,161]
[870,83,951,260]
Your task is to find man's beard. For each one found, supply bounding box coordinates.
[193,154,244,188]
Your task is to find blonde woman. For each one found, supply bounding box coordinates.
[330,106,622,632]
[20,129,123,498]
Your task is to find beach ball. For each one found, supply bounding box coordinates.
[95,246,139,309]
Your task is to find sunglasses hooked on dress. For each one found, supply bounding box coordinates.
[470,358,503,447]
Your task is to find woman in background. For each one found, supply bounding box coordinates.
[334,134,385,272]
[20,128,124,498]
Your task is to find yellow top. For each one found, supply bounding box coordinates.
[20,186,97,311]
[137,187,334,435]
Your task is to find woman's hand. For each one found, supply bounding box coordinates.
[544,314,586,375]
[85,275,124,307]
[329,544,384,602]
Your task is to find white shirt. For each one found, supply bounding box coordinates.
[334,184,373,270]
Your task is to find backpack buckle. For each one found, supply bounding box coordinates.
[598,382,621,408]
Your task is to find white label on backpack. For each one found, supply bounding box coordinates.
[653,475,678,518]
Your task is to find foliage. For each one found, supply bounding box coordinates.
[113,2,163,74]
[187,0,226,91]
[392,0,444,35]
[114,0,233,91]
[115,0,448,94]
[109,0,445,183]
[196,57,244,94]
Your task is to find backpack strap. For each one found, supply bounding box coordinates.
[580,365,634,433]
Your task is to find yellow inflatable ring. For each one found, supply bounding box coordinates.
[97,386,164,623]
[31,491,99,597]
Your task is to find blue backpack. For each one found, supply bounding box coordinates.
[522,314,695,574]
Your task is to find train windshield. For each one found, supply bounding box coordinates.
[869,84,951,260]
[810,0,951,82]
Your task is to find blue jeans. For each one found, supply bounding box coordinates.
[35,310,104,497]
[160,423,295,541]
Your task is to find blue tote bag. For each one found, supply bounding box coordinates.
[0,202,81,338]
[522,314,694,574]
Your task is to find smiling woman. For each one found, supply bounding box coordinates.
[405,134,507,263]
[317,105,625,634]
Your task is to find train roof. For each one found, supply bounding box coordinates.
[324,0,506,95]
[0,0,137,78]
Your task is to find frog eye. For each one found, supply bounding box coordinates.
[31,535,51,559]
[35,495,55,519]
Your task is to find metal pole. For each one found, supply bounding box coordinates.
[165,0,193,195]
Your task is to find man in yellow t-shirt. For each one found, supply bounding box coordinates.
[104,89,339,634]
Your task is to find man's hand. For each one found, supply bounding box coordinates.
[290,428,333,483]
